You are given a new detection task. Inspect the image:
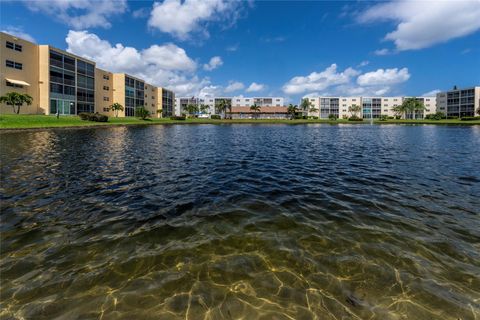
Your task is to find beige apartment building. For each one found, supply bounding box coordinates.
[307,96,437,119]
[0,32,175,117]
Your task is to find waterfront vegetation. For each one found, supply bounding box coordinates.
[1,114,479,129]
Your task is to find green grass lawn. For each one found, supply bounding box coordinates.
[0,114,479,129]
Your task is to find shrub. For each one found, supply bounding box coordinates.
[379,115,388,121]
[342,115,348,119]
[135,107,150,120]
[78,112,108,122]
[395,115,401,120]
[210,115,221,120]
[328,114,337,120]
[170,116,186,120]
[387,116,395,119]
[348,116,363,121]
[312,116,319,120]
[447,116,458,119]
[425,112,446,120]
[461,116,480,121]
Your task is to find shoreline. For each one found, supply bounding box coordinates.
[1,115,479,131]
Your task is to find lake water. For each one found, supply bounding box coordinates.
[1,124,479,319]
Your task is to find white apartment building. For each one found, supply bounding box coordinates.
[436,86,480,117]
[306,96,437,119]
[175,96,284,116]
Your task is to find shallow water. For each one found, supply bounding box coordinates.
[1,124,479,320]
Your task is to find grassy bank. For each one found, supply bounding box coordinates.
[1,114,479,130]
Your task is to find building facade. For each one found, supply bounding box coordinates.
[307,96,437,119]
[175,96,284,116]
[436,86,480,117]
[0,32,175,117]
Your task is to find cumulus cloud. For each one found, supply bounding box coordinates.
[148,0,244,40]
[224,81,245,92]
[358,60,370,67]
[24,0,127,29]
[2,26,35,43]
[358,0,480,51]
[65,30,207,96]
[246,82,265,92]
[422,89,441,97]
[357,68,410,86]
[282,64,360,95]
[203,56,223,71]
[283,64,410,98]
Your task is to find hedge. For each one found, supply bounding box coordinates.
[78,112,108,122]
[170,116,186,120]
[210,115,221,119]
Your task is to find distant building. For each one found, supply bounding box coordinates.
[175,96,284,116]
[0,32,175,117]
[436,86,480,117]
[306,96,437,119]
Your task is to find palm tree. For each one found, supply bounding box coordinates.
[309,106,319,117]
[156,109,163,118]
[0,92,33,114]
[300,98,312,117]
[109,102,124,117]
[250,103,261,119]
[215,99,230,119]
[199,104,210,115]
[402,98,425,119]
[348,104,361,118]
[183,104,199,118]
[392,105,404,119]
[287,104,298,120]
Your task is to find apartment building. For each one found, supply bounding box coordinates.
[307,96,437,119]
[436,86,480,117]
[0,32,175,117]
[175,96,284,116]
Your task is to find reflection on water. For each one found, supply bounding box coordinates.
[1,124,479,319]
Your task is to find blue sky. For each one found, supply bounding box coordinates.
[2,0,479,102]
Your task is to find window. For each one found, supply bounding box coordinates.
[6,41,22,51]
[103,97,109,101]
[6,80,23,88]
[152,103,154,107]
[103,86,109,90]
[6,41,14,49]
[152,96,154,99]
[342,99,347,101]
[103,74,109,80]
[103,107,110,112]
[6,60,22,69]
[14,44,22,52]
[276,99,280,101]
[426,99,430,101]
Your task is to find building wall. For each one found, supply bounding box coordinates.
[38,45,49,114]
[0,32,40,114]
[436,86,479,117]
[112,73,126,117]
[95,68,113,116]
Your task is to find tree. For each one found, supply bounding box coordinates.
[183,104,199,118]
[199,104,210,115]
[135,106,150,120]
[402,98,425,119]
[250,103,261,119]
[109,102,124,117]
[300,98,312,117]
[348,104,361,118]
[0,92,33,114]
[287,104,298,120]
[215,99,230,119]
[309,106,319,116]
[156,109,163,118]
[392,105,405,119]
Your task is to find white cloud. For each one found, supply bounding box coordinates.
[374,48,391,56]
[283,64,411,98]
[358,0,480,51]
[2,26,35,43]
[282,64,360,95]
[358,60,370,67]
[203,56,223,71]
[132,7,149,19]
[224,81,245,92]
[24,0,127,29]
[148,0,243,40]
[246,82,265,92]
[65,30,206,96]
[226,44,239,52]
[422,89,441,97]
[357,68,410,86]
